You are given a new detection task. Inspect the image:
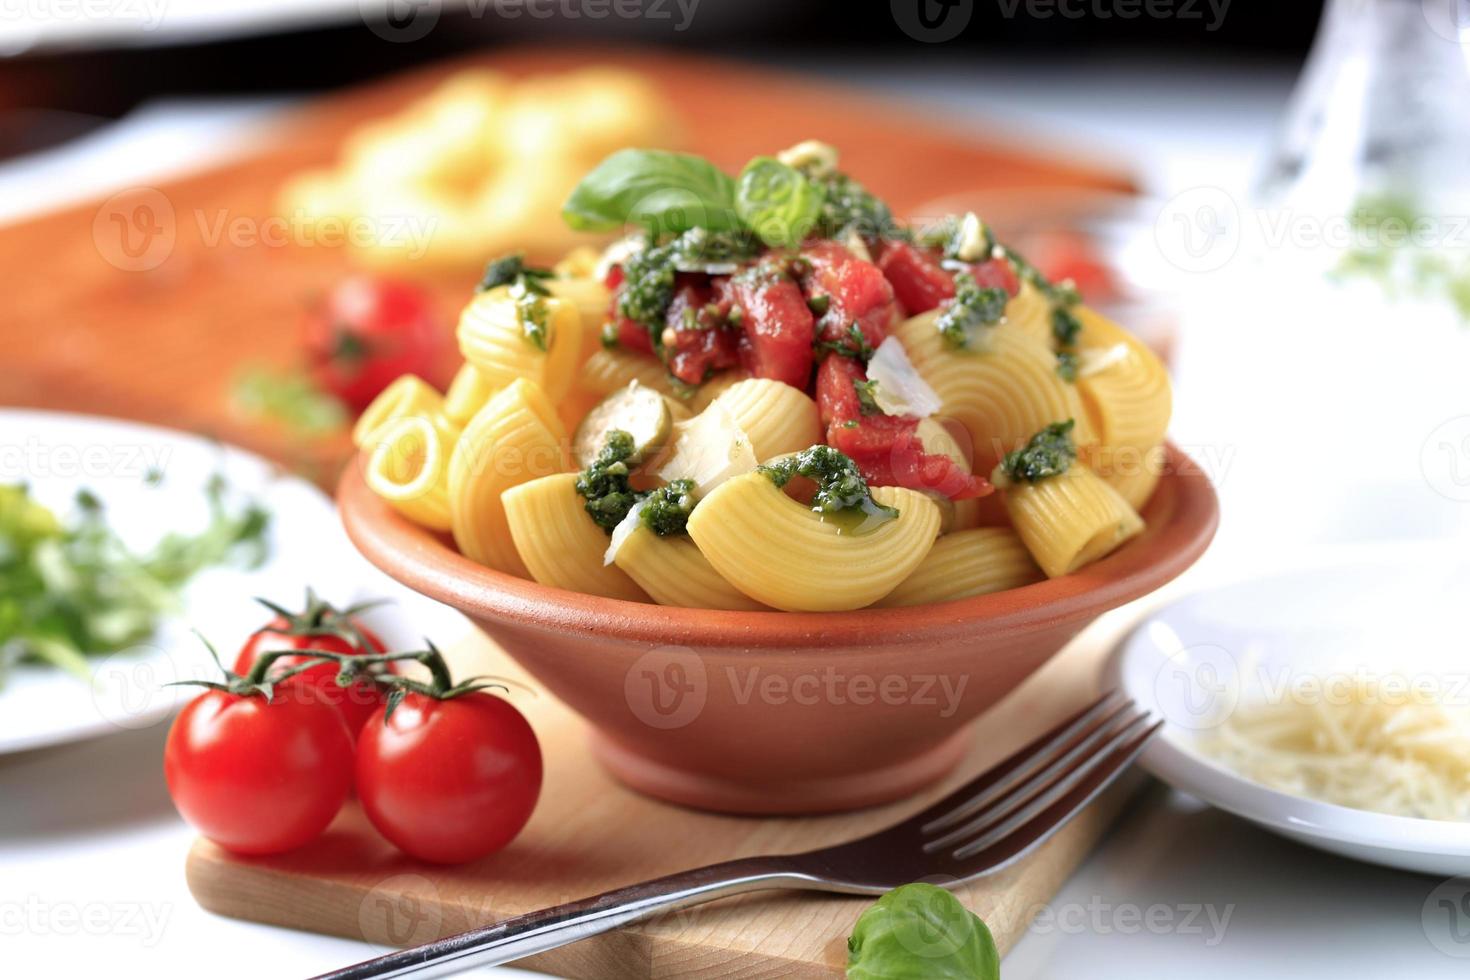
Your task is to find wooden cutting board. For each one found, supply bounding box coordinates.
[0,45,1132,485]
[186,608,1147,978]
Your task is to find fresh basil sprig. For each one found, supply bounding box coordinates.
[846,883,999,980]
[561,149,741,238]
[735,156,825,248]
[563,148,831,248]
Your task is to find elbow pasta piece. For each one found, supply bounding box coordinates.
[687,474,941,611]
[914,417,982,533]
[688,369,749,413]
[1100,443,1167,511]
[546,277,613,339]
[448,379,569,576]
[354,375,444,449]
[443,363,500,427]
[1001,464,1144,579]
[579,347,678,399]
[894,310,1095,474]
[875,527,1044,607]
[613,527,769,610]
[1000,279,1054,347]
[364,415,455,532]
[706,379,822,462]
[553,246,602,279]
[457,286,583,402]
[501,474,649,602]
[1074,306,1172,468]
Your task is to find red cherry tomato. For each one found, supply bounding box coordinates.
[232,606,392,737]
[303,276,444,411]
[356,692,542,864]
[164,688,354,855]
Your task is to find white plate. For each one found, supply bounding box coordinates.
[1105,540,1470,876]
[0,409,462,756]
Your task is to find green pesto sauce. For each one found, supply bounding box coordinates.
[640,479,696,537]
[477,253,553,293]
[1055,350,1079,383]
[810,171,908,241]
[1051,306,1082,350]
[853,378,882,415]
[935,271,1008,349]
[575,430,642,532]
[617,229,758,347]
[511,279,551,352]
[814,323,875,362]
[758,445,898,534]
[1000,420,1077,484]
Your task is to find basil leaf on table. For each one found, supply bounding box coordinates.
[561,149,741,237]
[846,883,1000,979]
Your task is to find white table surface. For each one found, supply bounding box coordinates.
[5,55,1468,979]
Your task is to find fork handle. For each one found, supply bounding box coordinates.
[310,856,819,979]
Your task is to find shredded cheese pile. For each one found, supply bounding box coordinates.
[1197,677,1470,821]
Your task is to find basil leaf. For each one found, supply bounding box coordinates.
[736,156,825,248]
[561,149,740,237]
[846,883,999,980]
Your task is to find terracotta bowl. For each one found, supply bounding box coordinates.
[338,444,1217,815]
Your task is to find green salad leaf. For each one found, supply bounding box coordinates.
[562,149,741,237]
[0,476,271,688]
[847,883,1000,980]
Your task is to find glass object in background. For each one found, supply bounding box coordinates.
[1195,0,1470,549]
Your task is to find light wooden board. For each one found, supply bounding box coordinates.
[186,608,1148,978]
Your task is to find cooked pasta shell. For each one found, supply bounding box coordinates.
[687,474,940,612]
[502,474,649,602]
[876,527,1043,607]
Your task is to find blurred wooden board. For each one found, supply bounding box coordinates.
[186,610,1146,978]
[0,45,1132,484]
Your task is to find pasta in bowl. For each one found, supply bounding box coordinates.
[339,142,1218,813]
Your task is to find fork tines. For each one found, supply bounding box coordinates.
[916,691,1161,867]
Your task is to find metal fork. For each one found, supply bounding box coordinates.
[313,692,1159,980]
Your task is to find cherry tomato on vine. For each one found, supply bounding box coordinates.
[356,690,542,865]
[303,276,445,411]
[164,645,355,855]
[232,593,397,737]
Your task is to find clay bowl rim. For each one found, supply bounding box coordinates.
[337,442,1218,653]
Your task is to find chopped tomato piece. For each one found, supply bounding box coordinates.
[876,241,1021,316]
[662,283,739,386]
[717,268,815,390]
[815,355,991,500]
[969,256,1020,296]
[801,240,899,351]
[603,266,653,354]
[876,240,954,315]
